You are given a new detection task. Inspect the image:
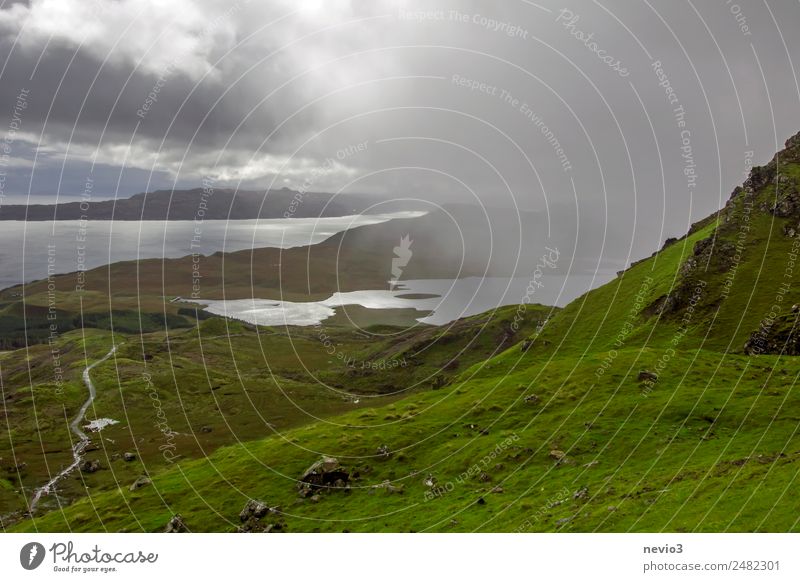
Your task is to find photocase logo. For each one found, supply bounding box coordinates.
[389,234,413,290]
[19,542,46,570]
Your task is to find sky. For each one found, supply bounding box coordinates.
[0,0,798,265]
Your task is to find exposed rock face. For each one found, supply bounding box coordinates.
[237,499,283,533]
[573,486,589,500]
[164,514,187,533]
[638,370,658,383]
[129,476,151,491]
[744,312,800,356]
[297,457,350,497]
[80,459,101,473]
[770,175,800,218]
[373,480,405,494]
[123,452,136,462]
[643,132,800,322]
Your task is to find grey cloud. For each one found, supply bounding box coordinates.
[0,0,797,269]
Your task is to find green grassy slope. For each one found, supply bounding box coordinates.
[1,303,550,523]
[8,134,800,533]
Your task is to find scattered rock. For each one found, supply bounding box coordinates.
[607,506,617,512]
[123,452,136,462]
[524,394,540,404]
[373,480,404,494]
[638,370,658,383]
[431,375,447,389]
[200,426,213,433]
[375,444,391,459]
[548,450,566,461]
[583,460,599,468]
[129,476,151,491]
[164,514,187,533]
[310,495,321,503]
[490,486,504,494]
[573,486,589,500]
[743,311,800,355]
[555,517,572,528]
[520,339,533,352]
[80,459,101,473]
[239,499,273,521]
[297,457,350,496]
[478,472,491,483]
[237,499,284,533]
[422,474,437,488]
[661,237,678,250]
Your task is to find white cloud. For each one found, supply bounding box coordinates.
[0,0,239,80]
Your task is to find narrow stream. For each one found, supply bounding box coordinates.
[29,344,117,512]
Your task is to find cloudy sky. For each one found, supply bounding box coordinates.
[0,0,798,261]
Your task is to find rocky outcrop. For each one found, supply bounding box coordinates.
[769,175,800,217]
[80,459,101,473]
[129,476,151,491]
[744,310,800,356]
[638,370,658,383]
[373,479,405,494]
[164,514,187,533]
[237,499,283,533]
[297,457,350,497]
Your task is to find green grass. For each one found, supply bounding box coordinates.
[5,134,800,532]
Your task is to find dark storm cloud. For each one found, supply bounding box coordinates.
[0,0,798,269]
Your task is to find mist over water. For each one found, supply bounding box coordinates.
[0,212,425,290]
[193,274,616,327]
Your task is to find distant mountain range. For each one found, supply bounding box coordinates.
[0,188,389,221]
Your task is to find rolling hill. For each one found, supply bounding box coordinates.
[5,132,800,532]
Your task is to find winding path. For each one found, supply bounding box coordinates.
[30,344,117,512]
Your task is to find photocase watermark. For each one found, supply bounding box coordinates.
[283,140,368,218]
[424,433,520,501]
[721,199,753,299]
[0,87,30,209]
[651,60,697,194]
[743,149,754,179]
[556,9,629,77]
[642,279,707,396]
[142,371,179,463]
[189,176,216,299]
[20,540,159,573]
[511,247,560,333]
[44,244,65,395]
[75,174,95,293]
[136,0,251,119]
[595,276,654,379]
[514,486,571,532]
[744,238,800,355]
[398,9,529,38]
[389,234,413,290]
[20,542,45,570]
[317,327,408,370]
[452,74,572,172]
[725,0,752,37]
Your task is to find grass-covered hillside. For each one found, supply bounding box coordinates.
[0,302,551,524]
[6,133,800,533]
